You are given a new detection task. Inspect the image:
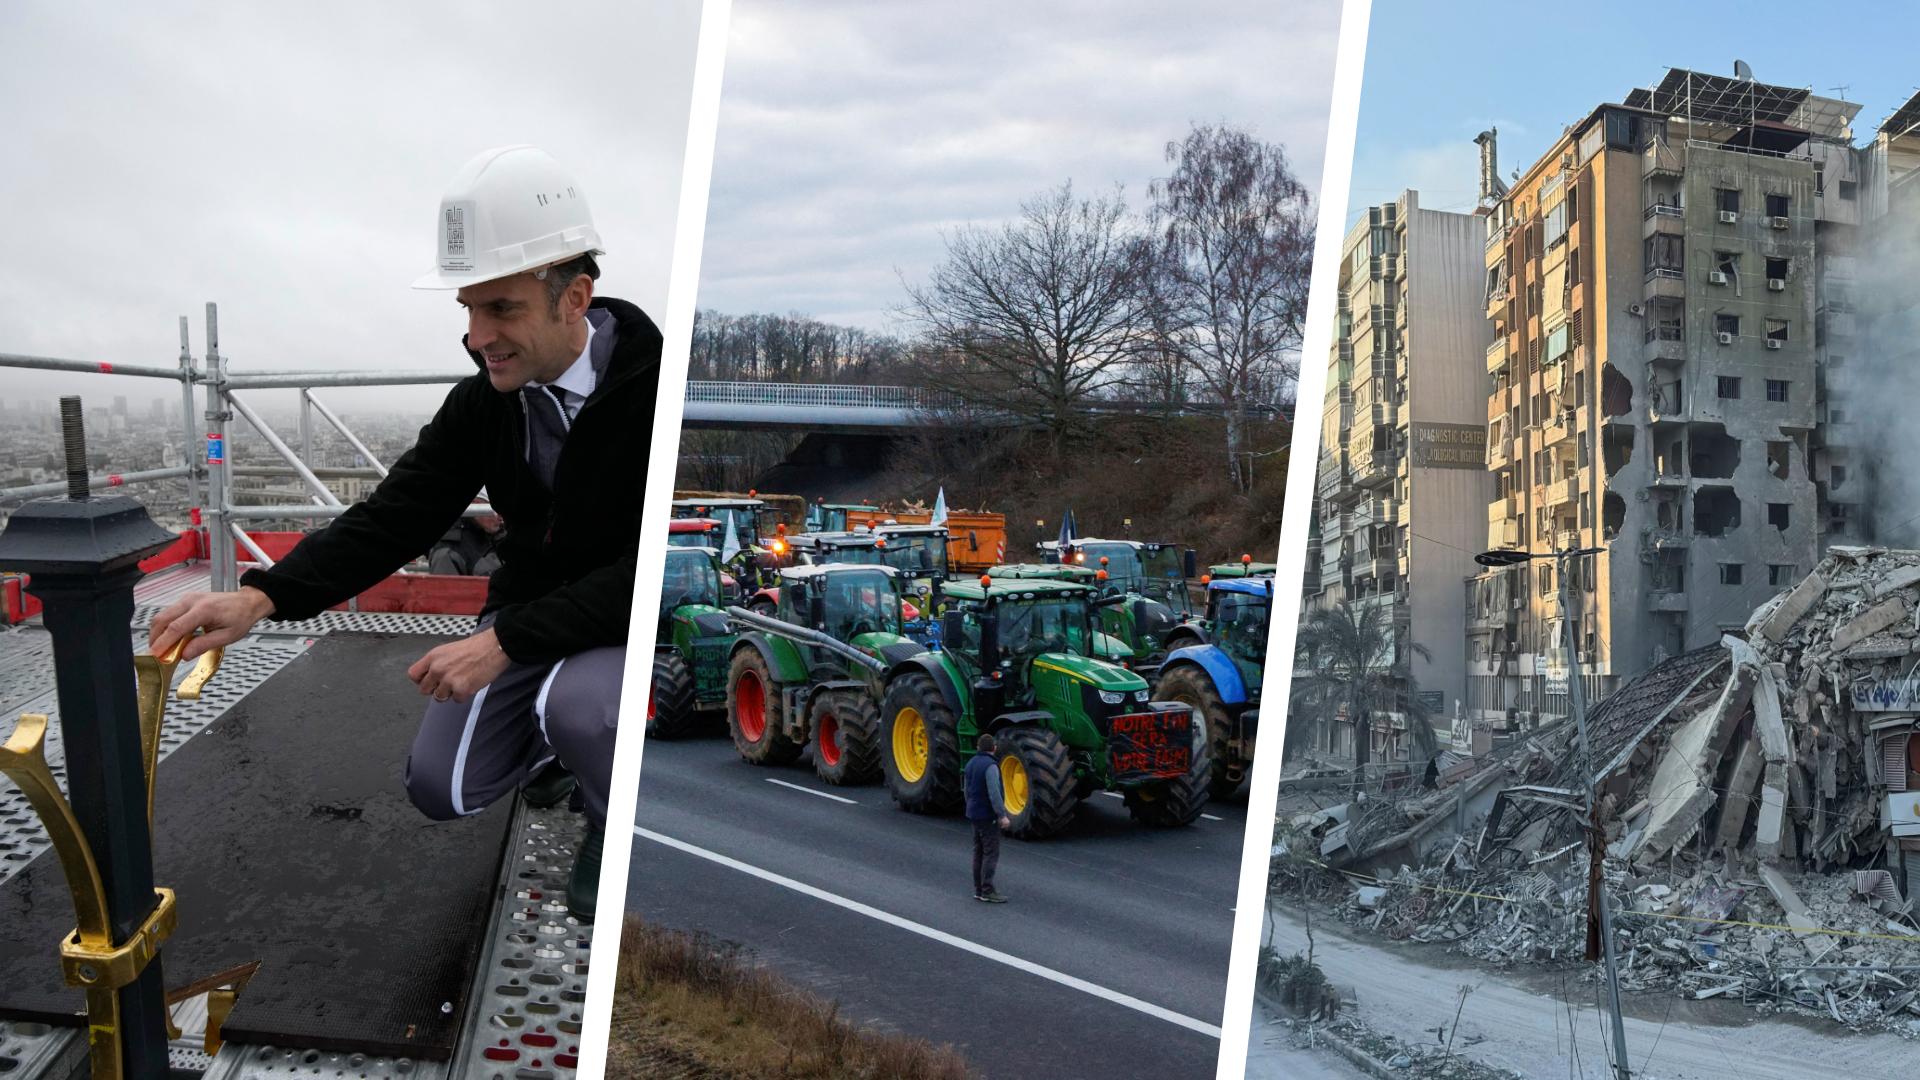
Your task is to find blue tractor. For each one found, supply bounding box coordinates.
[1153,569,1272,799]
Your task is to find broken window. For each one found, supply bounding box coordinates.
[1720,563,1744,585]
[1766,193,1790,218]
[1717,376,1741,399]
[1602,363,1632,417]
[1645,234,1684,273]
[1766,257,1790,281]
[1831,464,1848,488]
[1831,502,1852,536]
[1716,313,1741,338]
[1715,251,1741,281]
[1768,502,1790,531]
[1690,426,1739,478]
[1769,564,1795,586]
[1603,429,1633,478]
[1839,180,1858,201]
[1767,319,1789,344]
[1695,488,1741,536]
[1767,379,1789,402]
[1767,441,1791,479]
[1716,188,1741,214]
[1603,492,1625,537]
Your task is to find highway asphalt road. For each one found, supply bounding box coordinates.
[626,732,1249,1079]
[1267,901,1917,1080]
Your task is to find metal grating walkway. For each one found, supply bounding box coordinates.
[4,582,587,1080]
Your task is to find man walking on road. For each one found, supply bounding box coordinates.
[964,734,1010,902]
[149,145,660,923]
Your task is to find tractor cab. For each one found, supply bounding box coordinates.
[671,497,767,549]
[788,531,888,567]
[867,523,948,577]
[937,577,1138,720]
[668,516,725,548]
[1205,576,1272,686]
[652,546,736,737]
[775,563,907,658]
[808,501,881,533]
[1035,539,1201,679]
[660,546,727,625]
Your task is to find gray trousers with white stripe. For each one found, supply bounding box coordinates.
[403,629,624,830]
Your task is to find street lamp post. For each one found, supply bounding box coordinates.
[1476,543,1630,1080]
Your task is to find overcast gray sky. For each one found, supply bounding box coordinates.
[0,1,701,415]
[697,0,1343,333]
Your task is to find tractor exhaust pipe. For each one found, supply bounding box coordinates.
[725,606,889,674]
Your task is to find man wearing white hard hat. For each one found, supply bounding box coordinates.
[150,146,660,921]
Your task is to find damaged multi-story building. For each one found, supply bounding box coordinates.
[1301,190,1490,763]
[1467,68,1867,736]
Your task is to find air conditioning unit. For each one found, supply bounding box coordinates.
[1767,278,1787,291]
[1718,210,1739,224]
[1770,215,1790,229]
[1766,339,1784,350]
[1718,332,1735,345]
[1710,271,1729,285]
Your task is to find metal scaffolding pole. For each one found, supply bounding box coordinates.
[177,317,199,509]
[0,352,185,381]
[303,391,390,479]
[224,394,343,509]
[204,304,236,593]
[0,466,193,504]
[222,370,462,390]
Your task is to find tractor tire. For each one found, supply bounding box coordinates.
[1156,663,1244,799]
[727,648,802,766]
[646,650,702,739]
[1122,733,1212,827]
[810,690,881,786]
[996,726,1079,840]
[879,672,964,814]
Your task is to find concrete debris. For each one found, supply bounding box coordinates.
[1275,550,1920,1037]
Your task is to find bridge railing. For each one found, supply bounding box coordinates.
[682,381,939,410]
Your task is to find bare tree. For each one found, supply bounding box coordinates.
[1146,124,1314,490]
[902,182,1152,455]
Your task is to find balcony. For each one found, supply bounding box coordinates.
[1643,137,1684,178]
[1487,336,1510,375]
[1645,325,1686,367]
[1488,495,1518,523]
[1543,475,1577,507]
[1643,202,1685,239]
[1647,590,1689,613]
[1556,529,1581,552]
[1350,443,1397,489]
[1644,267,1686,302]
[1487,434,1510,471]
[1487,517,1520,552]
[1542,409,1578,447]
[1485,222,1510,255]
[1352,496,1397,531]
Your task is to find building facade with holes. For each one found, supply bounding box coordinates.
[1300,190,1489,764]
[1466,68,1867,735]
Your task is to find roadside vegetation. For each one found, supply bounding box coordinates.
[609,917,975,1080]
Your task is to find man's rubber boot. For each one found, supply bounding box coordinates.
[566,823,604,923]
[522,760,577,809]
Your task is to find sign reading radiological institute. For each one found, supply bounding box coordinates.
[1409,422,1487,469]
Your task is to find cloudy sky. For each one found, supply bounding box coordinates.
[0,1,701,414]
[1347,0,1917,227]
[696,0,1344,333]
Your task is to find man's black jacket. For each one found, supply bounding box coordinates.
[240,297,661,664]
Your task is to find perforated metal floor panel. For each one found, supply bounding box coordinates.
[5,591,587,1080]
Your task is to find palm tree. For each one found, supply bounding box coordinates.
[1289,599,1438,777]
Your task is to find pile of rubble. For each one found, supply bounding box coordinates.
[1275,548,1920,1035]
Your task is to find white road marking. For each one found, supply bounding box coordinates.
[1099,790,1123,799]
[1201,813,1223,821]
[764,778,857,804]
[635,825,1223,1039]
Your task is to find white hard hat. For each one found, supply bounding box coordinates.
[412,145,604,290]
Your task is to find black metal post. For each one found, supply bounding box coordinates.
[0,397,178,1077]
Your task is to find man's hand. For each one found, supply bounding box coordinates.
[150,586,276,660]
[408,626,512,704]
[999,815,1011,830]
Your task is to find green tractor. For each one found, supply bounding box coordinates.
[1034,538,1204,685]
[650,545,737,739]
[723,564,923,785]
[878,575,1210,837]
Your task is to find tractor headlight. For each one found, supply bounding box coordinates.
[1099,690,1125,705]
[1134,690,1150,702]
